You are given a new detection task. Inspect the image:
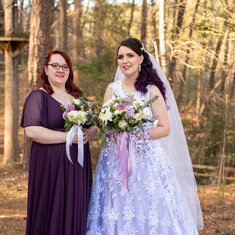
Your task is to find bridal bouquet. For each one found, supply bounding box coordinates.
[61,94,100,166]
[98,93,159,195]
[98,93,159,147]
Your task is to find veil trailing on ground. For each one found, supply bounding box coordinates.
[114,51,204,230]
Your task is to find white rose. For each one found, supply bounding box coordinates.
[114,110,123,115]
[67,110,77,122]
[132,101,138,108]
[142,108,150,117]
[118,120,128,129]
[152,119,159,127]
[134,113,144,121]
[136,99,146,106]
[67,110,87,125]
[73,99,82,106]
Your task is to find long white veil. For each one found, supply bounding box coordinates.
[114,52,204,230]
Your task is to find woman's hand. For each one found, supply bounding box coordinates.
[82,126,98,144]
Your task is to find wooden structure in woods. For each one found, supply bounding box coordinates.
[0,0,28,163]
[193,164,235,182]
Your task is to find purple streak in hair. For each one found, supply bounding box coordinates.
[135,64,166,100]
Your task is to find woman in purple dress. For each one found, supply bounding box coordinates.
[21,50,98,235]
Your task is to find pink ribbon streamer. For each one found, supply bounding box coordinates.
[117,131,134,196]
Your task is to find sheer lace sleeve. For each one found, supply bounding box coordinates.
[20,90,43,128]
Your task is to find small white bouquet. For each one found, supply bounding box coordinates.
[61,94,100,166]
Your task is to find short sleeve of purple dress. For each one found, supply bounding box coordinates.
[20,89,92,235]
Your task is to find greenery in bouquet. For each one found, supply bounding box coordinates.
[97,93,159,150]
[61,93,100,132]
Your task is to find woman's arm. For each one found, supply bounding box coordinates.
[103,83,113,104]
[147,85,170,140]
[98,83,113,133]
[25,125,99,145]
[25,126,71,144]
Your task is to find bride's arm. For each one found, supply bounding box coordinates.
[103,83,113,104]
[98,83,113,133]
[147,85,170,140]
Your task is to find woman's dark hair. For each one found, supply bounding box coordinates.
[41,50,82,98]
[117,38,166,100]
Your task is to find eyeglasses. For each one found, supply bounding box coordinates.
[48,63,69,71]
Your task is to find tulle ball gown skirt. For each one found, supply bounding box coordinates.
[86,139,199,235]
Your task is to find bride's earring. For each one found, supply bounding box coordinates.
[139,63,141,72]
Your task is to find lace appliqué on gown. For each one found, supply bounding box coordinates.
[86,80,199,235]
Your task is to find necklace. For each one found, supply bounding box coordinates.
[122,80,136,95]
[54,91,68,97]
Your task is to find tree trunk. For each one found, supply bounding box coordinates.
[141,0,147,46]
[230,72,235,99]
[158,0,167,76]
[151,0,158,38]
[22,0,54,170]
[171,0,178,40]
[59,0,67,52]
[220,31,229,95]
[127,0,135,38]
[94,0,103,58]
[73,0,83,83]
[177,0,200,104]
[196,68,202,121]
[209,21,228,90]
[168,0,186,81]
[3,0,19,164]
[18,0,24,34]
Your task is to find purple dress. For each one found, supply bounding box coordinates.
[20,89,92,235]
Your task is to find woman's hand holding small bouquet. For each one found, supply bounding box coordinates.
[61,94,100,166]
[97,93,158,195]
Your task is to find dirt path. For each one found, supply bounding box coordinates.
[0,163,234,235]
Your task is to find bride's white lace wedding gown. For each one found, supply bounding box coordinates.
[86,80,199,235]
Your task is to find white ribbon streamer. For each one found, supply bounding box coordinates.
[65,125,84,167]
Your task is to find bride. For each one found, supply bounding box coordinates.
[86,38,203,234]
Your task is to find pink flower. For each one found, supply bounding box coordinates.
[62,111,68,119]
[116,103,125,110]
[86,101,93,109]
[66,104,76,112]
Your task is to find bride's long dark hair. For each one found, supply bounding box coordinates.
[117,38,166,100]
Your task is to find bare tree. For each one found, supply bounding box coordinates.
[150,0,158,39]
[177,0,200,104]
[73,0,84,83]
[94,0,103,58]
[230,72,235,99]
[3,0,19,163]
[22,0,54,170]
[141,0,147,46]
[168,0,186,81]
[209,21,228,89]
[220,32,229,95]
[59,0,67,52]
[127,0,135,38]
[158,0,167,75]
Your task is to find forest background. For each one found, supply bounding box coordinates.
[0,0,234,234]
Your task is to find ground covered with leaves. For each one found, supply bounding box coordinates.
[0,163,234,235]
